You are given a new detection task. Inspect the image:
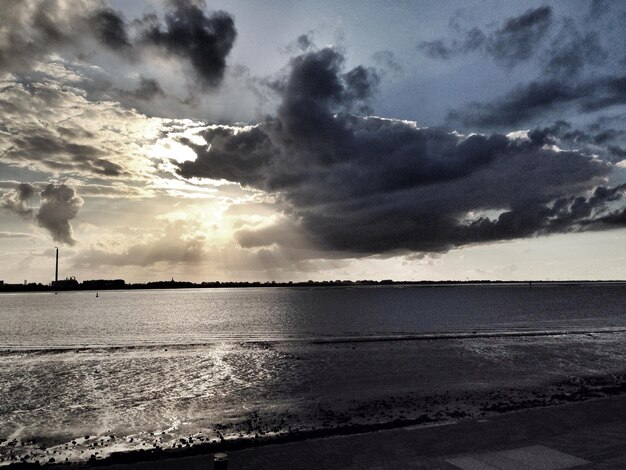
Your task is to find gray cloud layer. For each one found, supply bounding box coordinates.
[419,6,553,67]
[448,75,626,129]
[0,183,36,217]
[525,120,626,164]
[419,4,609,79]
[425,3,626,134]
[1,183,84,245]
[0,0,236,89]
[74,222,205,267]
[36,184,84,245]
[177,48,624,256]
[0,75,149,181]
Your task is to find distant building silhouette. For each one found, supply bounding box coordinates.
[82,279,126,290]
[52,276,79,289]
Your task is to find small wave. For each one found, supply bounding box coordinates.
[309,327,626,344]
[1,327,626,355]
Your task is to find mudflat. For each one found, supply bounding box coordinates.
[65,393,626,469]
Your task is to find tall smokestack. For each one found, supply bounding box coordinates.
[55,247,58,283]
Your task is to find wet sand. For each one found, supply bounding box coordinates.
[44,392,626,469]
[3,331,626,467]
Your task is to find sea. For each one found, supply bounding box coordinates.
[1,284,626,466]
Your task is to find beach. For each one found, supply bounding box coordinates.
[3,329,626,467]
[84,392,626,469]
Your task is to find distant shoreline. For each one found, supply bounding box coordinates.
[1,279,626,293]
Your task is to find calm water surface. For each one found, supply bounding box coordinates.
[1,284,625,348]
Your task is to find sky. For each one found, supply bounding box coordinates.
[1,0,625,284]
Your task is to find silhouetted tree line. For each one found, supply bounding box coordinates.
[0,278,624,293]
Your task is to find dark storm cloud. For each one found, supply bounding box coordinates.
[448,80,579,128]
[471,183,626,238]
[178,126,276,186]
[123,76,166,101]
[0,1,132,72]
[487,6,552,66]
[580,76,626,112]
[177,47,623,256]
[542,23,606,77]
[282,33,316,55]
[36,184,84,245]
[449,75,626,129]
[593,207,626,226]
[88,7,131,51]
[420,4,615,82]
[0,183,37,217]
[564,184,626,229]
[179,48,381,185]
[1,0,237,90]
[139,0,237,87]
[426,4,626,135]
[526,120,626,163]
[1,182,85,244]
[608,146,626,160]
[296,34,313,52]
[419,6,552,67]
